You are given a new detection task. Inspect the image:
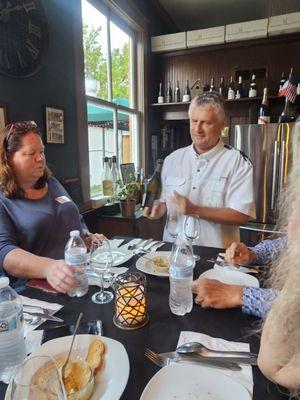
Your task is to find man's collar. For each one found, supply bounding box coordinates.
[191,139,224,160]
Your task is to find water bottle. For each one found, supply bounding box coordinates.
[65,230,89,297]
[0,277,27,383]
[169,238,195,316]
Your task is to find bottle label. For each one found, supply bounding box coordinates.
[0,308,23,333]
[158,96,164,104]
[235,91,241,99]
[103,180,113,196]
[258,116,270,124]
[182,94,190,102]
[249,89,257,98]
[227,89,235,100]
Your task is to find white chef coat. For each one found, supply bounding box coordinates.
[161,140,256,248]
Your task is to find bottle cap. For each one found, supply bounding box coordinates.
[0,277,9,289]
[70,230,80,237]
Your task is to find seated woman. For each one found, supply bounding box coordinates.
[258,165,300,391]
[0,121,103,293]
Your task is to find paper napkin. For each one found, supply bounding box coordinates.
[178,331,253,396]
[108,238,125,248]
[143,240,165,252]
[118,238,143,250]
[21,295,63,337]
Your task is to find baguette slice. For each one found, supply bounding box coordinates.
[86,339,105,374]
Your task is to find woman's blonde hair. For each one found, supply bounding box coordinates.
[0,121,52,198]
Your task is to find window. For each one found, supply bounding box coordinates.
[81,0,143,198]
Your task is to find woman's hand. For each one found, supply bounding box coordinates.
[84,233,107,250]
[44,260,77,293]
[225,242,256,265]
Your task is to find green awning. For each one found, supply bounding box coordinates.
[87,98,129,130]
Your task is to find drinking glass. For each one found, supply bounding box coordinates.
[184,214,200,261]
[90,239,114,304]
[10,355,66,399]
[166,213,181,240]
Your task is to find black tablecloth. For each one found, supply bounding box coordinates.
[0,241,289,400]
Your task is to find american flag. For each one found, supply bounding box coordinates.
[278,72,297,103]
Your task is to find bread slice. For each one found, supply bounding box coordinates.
[86,339,105,375]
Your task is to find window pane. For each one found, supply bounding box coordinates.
[87,103,115,197]
[117,111,137,166]
[82,0,108,100]
[110,21,131,106]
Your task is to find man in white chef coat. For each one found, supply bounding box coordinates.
[143,92,256,248]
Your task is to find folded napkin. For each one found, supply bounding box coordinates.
[87,266,128,288]
[216,253,259,274]
[178,331,253,396]
[143,240,165,253]
[21,295,63,337]
[108,238,125,248]
[118,238,142,250]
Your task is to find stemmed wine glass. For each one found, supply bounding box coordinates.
[10,355,66,399]
[90,239,114,304]
[166,213,181,240]
[184,214,200,261]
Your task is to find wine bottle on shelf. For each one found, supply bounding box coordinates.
[182,80,191,102]
[158,82,164,103]
[227,76,235,100]
[278,98,295,123]
[166,81,172,103]
[142,159,164,211]
[258,88,270,124]
[209,77,215,92]
[175,80,181,102]
[278,72,286,94]
[218,76,227,98]
[235,76,244,99]
[248,74,257,98]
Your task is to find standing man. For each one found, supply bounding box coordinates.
[143,92,255,248]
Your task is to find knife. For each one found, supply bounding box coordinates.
[23,311,64,323]
[158,352,241,371]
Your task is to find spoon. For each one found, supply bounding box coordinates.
[62,312,83,381]
[176,342,257,358]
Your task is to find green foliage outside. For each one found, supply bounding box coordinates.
[83,23,129,100]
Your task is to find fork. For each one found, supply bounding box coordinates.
[144,348,241,370]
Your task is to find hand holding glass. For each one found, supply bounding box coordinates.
[90,239,114,304]
[184,214,200,261]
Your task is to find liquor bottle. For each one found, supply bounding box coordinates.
[158,82,164,103]
[235,76,244,99]
[227,76,235,100]
[166,81,172,103]
[182,80,191,102]
[248,74,257,98]
[218,76,227,98]
[278,98,295,123]
[102,157,113,196]
[134,171,142,207]
[258,88,270,124]
[111,155,121,201]
[175,80,181,102]
[142,159,164,211]
[278,72,286,94]
[209,77,215,92]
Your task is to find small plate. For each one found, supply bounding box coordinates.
[136,251,171,277]
[199,268,260,287]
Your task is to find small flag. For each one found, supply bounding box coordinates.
[278,71,297,103]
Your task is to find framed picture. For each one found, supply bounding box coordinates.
[0,103,8,131]
[120,163,135,184]
[45,106,65,144]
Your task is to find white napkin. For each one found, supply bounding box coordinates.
[25,330,44,354]
[178,331,253,396]
[87,266,128,288]
[21,295,63,337]
[143,240,165,252]
[118,238,142,250]
[108,238,125,248]
[217,253,259,274]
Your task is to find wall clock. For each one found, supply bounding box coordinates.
[0,0,48,78]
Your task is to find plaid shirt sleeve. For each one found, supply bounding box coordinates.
[242,287,279,318]
[248,236,287,265]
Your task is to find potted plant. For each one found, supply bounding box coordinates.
[117,180,137,217]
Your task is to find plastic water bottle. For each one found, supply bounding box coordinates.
[169,238,195,316]
[0,277,27,383]
[65,230,89,297]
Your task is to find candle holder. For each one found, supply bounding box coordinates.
[113,272,149,330]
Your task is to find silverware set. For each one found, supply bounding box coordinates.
[145,342,258,370]
[127,239,164,254]
[23,304,64,323]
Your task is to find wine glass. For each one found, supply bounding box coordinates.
[166,213,181,240]
[10,355,66,399]
[90,239,114,304]
[184,214,200,261]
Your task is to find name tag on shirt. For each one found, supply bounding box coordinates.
[55,196,71,204]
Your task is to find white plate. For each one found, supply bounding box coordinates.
[136,251,171,277]
[5,334,129,400]
[140,363,251,400]
[93,248,134,267]
[199,268,260,287]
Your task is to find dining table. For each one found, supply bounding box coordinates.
[0,238,289,400]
